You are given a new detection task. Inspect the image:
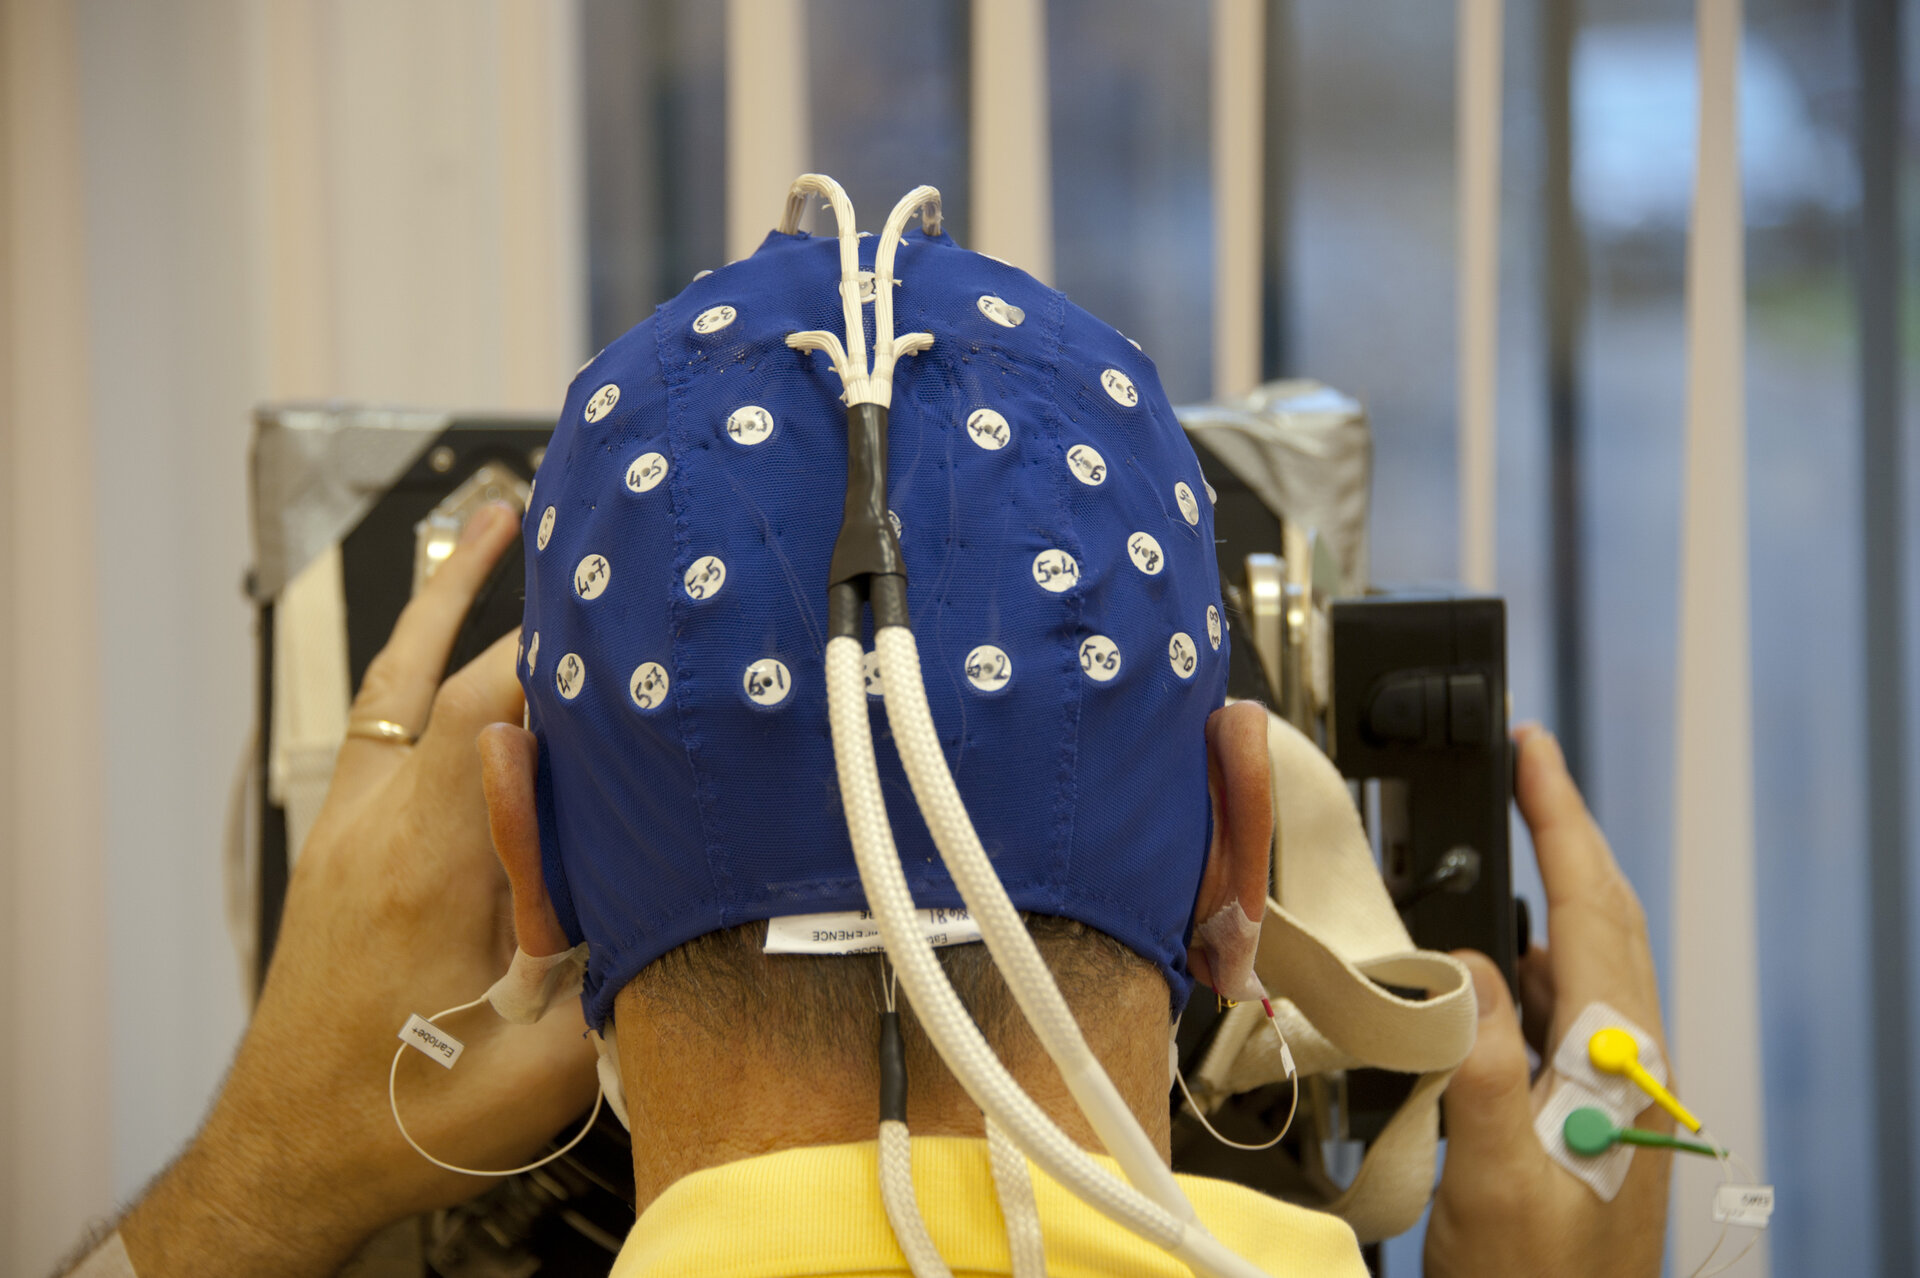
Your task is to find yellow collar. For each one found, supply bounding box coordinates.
[612,1135,1365,1277]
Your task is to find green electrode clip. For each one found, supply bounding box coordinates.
[1562,1106,1721,1159]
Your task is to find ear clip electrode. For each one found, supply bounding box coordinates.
[1174,996,1299,1152]
[1556,1018,1771,1278]
[388,946,604,1178]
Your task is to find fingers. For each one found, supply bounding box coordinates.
[1440,950,1541,1178]
[1517,943,1556,1058]
[416,633,528,778]
[1513,725,1664,1053]
[1514,725,1623,911]
[337,502,522,790]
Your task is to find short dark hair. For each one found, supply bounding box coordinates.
[623,914,1156,1068]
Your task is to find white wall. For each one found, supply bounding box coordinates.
[2,2,113,1270]
[3,3,584,1269]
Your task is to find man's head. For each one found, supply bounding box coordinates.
[483,199,1272,1061]
[480,695,1273,1195]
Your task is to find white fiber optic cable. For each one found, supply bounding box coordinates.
[871,186,942,401]
[875,624,1197,1223]
[986,1115,1048,1278]
[808,182,1268,1278]
[826,638,1272,1278]
[878,1120,956,1278]
[866,188,1197,1225]
[782,174,873,404]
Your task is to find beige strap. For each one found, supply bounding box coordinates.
[1191,712,1475,1241]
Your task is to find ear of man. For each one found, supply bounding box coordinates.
[1186,700,1275,995]
[480,723,571,957]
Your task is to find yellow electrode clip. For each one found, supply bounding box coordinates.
[1588,1026,1702,1133]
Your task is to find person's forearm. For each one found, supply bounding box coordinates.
[118,1096,376,1278]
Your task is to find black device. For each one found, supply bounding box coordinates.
[1330,592,1522,994]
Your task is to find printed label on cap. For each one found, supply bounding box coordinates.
[744,658,792,706]
[536,505,556,550]
[1175,482,1200,525]
[1101,369,1139,407]
[764,907,982,956]
[1032,549,1080,593]
[685,556,726,600]
[1207,604,1223,650]
[692,304,737,334]
[626,452,668,493]
[584,384,620,423]
[967,408,1011,450]
[1080,635,1122,682]
[977,295,1025,328]
[630,662,669,711]
[1127,532,1165,575]
[1066,444,1107,486]
[399,1014,464,1069]
[1169,633,1198,679]
[556,653,586,701]
[726,405,774,446]
[965,644,1012,692]
[574,554,610,600]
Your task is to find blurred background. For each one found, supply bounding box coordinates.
[2,1,1915,1275]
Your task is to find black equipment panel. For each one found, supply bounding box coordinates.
[1329,593,1519,994]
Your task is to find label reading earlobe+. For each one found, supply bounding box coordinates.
[399,1014,465,1069]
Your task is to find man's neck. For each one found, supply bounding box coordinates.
[615,969,1175,1211]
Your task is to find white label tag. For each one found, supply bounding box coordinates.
[764,907,982,956]
[399,1014,465,1069]
[1711,1184,1775,1228]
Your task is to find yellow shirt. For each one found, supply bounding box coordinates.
[611,1136,1367,1277]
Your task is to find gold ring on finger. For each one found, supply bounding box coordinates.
[345,718,417,746]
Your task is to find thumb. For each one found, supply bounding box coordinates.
[1441,951,1538,1176]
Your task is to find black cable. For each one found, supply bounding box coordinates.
[878,1009,908,1124]
[828,400,910,635]
[829,403,906,588]
[829,580,867,642]
[871,574,910,631]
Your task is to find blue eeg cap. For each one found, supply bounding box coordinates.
[520,224,1231,1029]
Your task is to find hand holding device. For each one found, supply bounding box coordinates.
[119,504,599,1278]
[1423,726,1671,1278]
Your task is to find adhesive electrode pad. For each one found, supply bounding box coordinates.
[1534,1001,1671,1201]
[1191,898,1268,1004]
[484,944,590,1025]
